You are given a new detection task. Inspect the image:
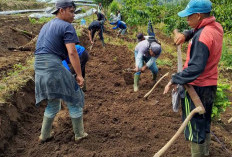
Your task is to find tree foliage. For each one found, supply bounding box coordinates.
[121,0,162,26]
[109,0,120,15]
[119,0,232,33]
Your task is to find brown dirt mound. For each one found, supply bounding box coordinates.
[0,15,43,77]
[0,16,232,157]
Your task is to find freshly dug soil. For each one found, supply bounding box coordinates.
[0,15,231,157]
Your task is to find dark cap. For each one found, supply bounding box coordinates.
[51,0,76,14]
[137,33,144,40]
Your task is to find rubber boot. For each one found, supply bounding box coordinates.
[102,39,105,47]
[191,142,205,157]
[152,73,157,82]
[203,133,211,156]
[133,74,140,92]
[71,116,88,142]
[39,116,54,142]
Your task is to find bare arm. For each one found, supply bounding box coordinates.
[66,43,84,87]
[88,30,93,44]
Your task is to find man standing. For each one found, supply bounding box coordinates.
[163,0,223,156]
[88,20,105,47]
[133,36,162,92]
[34,0,88,142]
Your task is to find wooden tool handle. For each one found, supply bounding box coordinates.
[144,72,169,98]
[173,29,179,36]
[153,107,202,157]
[184,84,205,114]
[228,117,232,123]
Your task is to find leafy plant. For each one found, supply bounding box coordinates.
[220,33,232,69]
[109,0,120,15]
[212,84,231,119]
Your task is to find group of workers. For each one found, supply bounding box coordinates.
[87,8,127,47]
[34,0,223,157]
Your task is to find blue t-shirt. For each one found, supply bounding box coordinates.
[35,18,79,60]
[75,45,85,56]
[62,45,86,71]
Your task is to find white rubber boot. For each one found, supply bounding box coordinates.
[71,116,88,142]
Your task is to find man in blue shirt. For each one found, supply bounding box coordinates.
[35,0,87,143]
[110,20,127,37]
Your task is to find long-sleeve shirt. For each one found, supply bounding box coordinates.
[111,21,127,30]
[172,16,223,86]
[135,40,158,67]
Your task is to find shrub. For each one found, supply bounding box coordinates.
[212,84,231,119]
[109,0,120,15]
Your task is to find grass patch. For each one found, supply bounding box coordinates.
[0,0,46,11]
[29,17,54,24]
[220,33,232,69]
[156,59,173,67]
[0,57,35,103]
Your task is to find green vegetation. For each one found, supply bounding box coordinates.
[0,58,35,102]
[156,59,172,67]
[29,17,54,24]
[0,0,46,11]
[212,84,231,119]
[220,33,232,69]
[109,0,120,15]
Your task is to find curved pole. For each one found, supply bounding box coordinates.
[144,72,169,99]
[153,107,202,157]
[228,117,232,123]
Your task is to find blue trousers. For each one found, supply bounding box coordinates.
[44,99,83,119]
[134,50,158,75]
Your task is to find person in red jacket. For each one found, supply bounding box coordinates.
[163,0,223,156]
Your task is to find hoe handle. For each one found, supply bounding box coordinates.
[228,117,232,123]
[89,42,94,50]
[144,72,169,98]
[153,107,202,157]
[184,84,206,114]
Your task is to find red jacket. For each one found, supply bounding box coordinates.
[172,16,223,86]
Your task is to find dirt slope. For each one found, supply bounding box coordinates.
[0,15,231,157]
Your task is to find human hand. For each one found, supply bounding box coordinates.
[173,29,185,45]
[76,75,84,88]
[163,81,175,94]
[134,67,139,72]
[141,65,147,72]
[91,40,94,44]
